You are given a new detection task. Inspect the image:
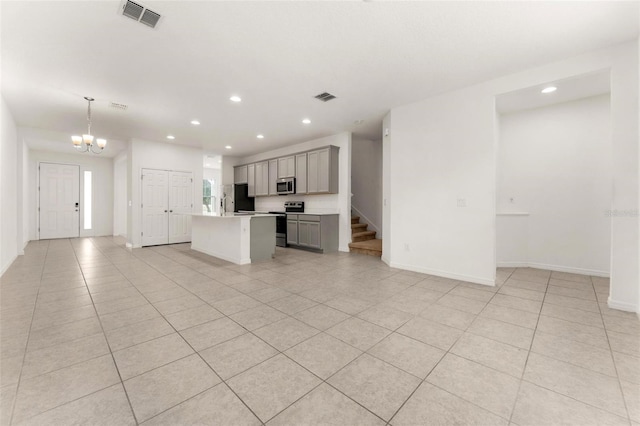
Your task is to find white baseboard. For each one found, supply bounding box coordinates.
[608,297,639,313]
[351,205,380,237]
[497,261,609,277]
[390,261,495,286]
[125,242,133,249]
[381,255,390,266]
[191,244,250,265]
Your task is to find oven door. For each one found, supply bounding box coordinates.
[274,215,287,247]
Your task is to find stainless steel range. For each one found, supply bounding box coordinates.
[270,202,305,247]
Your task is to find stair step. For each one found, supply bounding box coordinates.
[349,239,382,257]
[351,216,360,224]
[351,223,367,234]
[352,230,376,242]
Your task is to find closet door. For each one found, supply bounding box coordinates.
[141,169,169,246]
[169,171,193,244]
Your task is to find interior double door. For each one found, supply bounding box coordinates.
[141,169,193,246]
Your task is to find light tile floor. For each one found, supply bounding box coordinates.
[1,237,639,425]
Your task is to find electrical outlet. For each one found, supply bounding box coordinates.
[457,198,466,207]
[404,244,410,252]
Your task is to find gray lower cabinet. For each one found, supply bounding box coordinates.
[286,216,298,245]
[286,214,338,252]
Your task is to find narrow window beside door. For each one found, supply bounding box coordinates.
[84,171,92,230]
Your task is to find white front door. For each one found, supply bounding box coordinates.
[168,171,193,244]
[39,163,80,239]
[141,169,169,246]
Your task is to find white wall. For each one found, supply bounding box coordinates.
[386,41,638,311]
[497,95,612,275]
[390,85,496,285]
[351,136,382,237]
[237,132,352,252]
[1,96,19,275]
[113,151,127,237]
[28,150,114,239]
[128,139,203,248]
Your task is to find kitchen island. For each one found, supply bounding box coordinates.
[191,213,278,265]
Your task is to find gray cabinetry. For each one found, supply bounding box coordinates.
[295,153,307,194]
[247,163,255,197]
[286,215,298,245]
[268,159,278,195]
[278,156,295,178]
[255,161,269,196]
[286,214,338,252]
[307,146,339,194]
[234,165,248,184]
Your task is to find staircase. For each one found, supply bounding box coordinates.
[348,216,382,257]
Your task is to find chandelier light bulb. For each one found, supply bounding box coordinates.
[71,97,105,154]
[83,134,94,145]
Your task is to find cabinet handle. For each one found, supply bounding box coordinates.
[164,210,168,213]
[170,210,173,213]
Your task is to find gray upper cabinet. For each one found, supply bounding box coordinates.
[295,153,307,194]
[307,146,339,194]
[234,145,338,196]
[268,159,278,195]
[234,165,248,184]
[277,156,295,178]
[255,161,269,196]
[247,163,256,197]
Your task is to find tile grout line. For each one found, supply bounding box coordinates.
[384,272,513,425]
[68,238,142,426]
[91,238,273,425]
[506,268,549,425]
[7,240,49,426]
[592,275,633,423]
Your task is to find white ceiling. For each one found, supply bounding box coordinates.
[2,1,638,157]
[496,70,611,114]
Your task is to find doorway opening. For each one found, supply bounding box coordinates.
[495,70,612,279]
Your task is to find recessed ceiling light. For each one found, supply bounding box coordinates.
[541,86,557,94]
[302,118,311,124]
[166,135,175,140]
[191,120,200,125]
[230,96,242,102]
[257,134,264,139]
[225,145,232,150]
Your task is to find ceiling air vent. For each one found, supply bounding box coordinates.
[140,9,161,28]
[121,0,162,29]
[109,102,128,111]
[314,92,337,102]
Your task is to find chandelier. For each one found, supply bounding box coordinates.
[72,97,107,154]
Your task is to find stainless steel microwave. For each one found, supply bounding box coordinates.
[276,177,295,195]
